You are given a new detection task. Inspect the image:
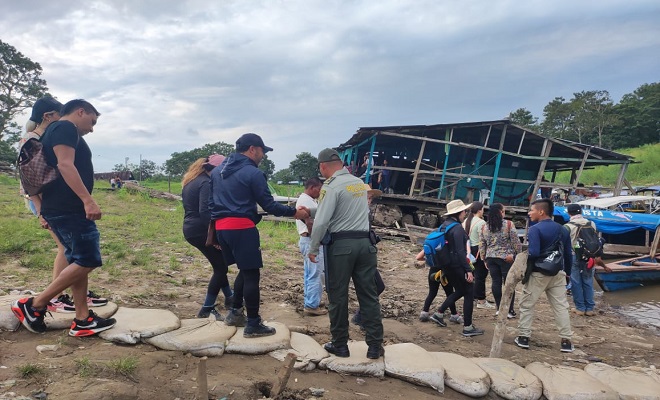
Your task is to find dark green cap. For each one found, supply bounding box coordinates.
[318,148,341,163]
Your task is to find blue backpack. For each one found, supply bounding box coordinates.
[423,222,458,268]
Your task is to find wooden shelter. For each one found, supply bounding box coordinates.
[337,120,634,214]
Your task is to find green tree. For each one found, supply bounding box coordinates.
[611,82,660,149]
[164,141,235,176]
[570,90,618,147]
[259,155,275,179]
[272,168,295,183]
[541,97,572,139]
[508,108,539,130]
[288,152,319,181]
[0,40,49,139]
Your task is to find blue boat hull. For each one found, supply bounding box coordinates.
[595,269,660,291]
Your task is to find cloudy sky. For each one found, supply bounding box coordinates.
[2,0,659,173]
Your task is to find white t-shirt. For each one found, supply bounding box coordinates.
[295,192,317,235]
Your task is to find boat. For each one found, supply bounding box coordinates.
[594,254,660,292]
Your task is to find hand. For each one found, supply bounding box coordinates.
[465,271,474,283]
[295,206,310,220]
[309,253,317,263]
[505,254,514,263]
[84,199,102,221]
[213,244,222,250]
[38,215,49,229]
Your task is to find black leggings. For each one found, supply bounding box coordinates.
[438,267,475,326]
[232,269,261,318]
[423,268,458,315]
[471,245,488,300]
[186,235,230,302]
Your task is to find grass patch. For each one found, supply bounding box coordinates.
[74,357,96,378]
[108,356,139,378]
[16,363,43,378]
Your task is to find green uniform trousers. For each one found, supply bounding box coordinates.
[325,237,383,347]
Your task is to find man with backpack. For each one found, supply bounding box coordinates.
[428,200,484,337]
[565,204,603,316]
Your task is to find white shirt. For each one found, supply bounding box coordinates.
[295,192,317,235]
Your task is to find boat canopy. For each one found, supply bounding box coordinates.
[555,206,660,234]
[577,196,660,209]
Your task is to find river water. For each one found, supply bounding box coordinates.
[598,284,660,330]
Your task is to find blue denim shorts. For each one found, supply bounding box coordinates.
[43,214,102,268]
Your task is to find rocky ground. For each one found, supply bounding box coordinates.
[1,233,659,400]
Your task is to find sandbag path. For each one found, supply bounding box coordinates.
[2,296,659,400]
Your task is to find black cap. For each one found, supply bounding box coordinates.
[567,204,582,215]
[236,133,273,153]
[29,97,63,123]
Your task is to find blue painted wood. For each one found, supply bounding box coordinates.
[595,258,660,291]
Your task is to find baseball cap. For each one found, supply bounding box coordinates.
[317,148,341,163]
[29,97,63,123]
[206,154,225,167]
[236,133,273,153]
[567,204,582,215]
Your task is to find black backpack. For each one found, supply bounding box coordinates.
[568,222,604,261]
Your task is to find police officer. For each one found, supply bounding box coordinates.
[308,148,384,359]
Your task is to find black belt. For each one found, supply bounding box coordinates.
[331,230,370,241]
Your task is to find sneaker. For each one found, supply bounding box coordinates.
[224,294,234,309]
[366,344,385,359]
[225,307,246,327]
[86,290,108,307]
[69,310,116,337]
[419,311,430,322]
[462,324,485,337]
[429,312,447,327]
[11,297,48,333]
[476,301,495,309]
[514,336,530,349]
[324,342,350,358]
[47,294,76,313]
[560,338,574,353]
[449,314,464,324]
[197,307,224,320]
[304,307,328,316]
[243,318,276,338]
[507,311,517,319]
[585,310,595,316]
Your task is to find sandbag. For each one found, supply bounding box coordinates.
[99,307,180,344]
[472,357,542,400]
[429,352,490,397]
[145,317,236,357]
[225,321,290,355]
[584,362,660,400]
[0,295,23,331]
[526,362,618,400]
[384,343,444,393]
[318,341,385,378]
[269,332,329,371]
[45,302,118,330]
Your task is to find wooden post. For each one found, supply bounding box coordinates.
[530,140,553,205]
[649,226,660,258]
[613,163,629,196]
[271,352,297,397]
[489,253,527,358]
[573,146,591,187]
[409,139,427,196]
[197,356,208,400]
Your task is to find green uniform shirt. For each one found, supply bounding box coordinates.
[309,168,370,256]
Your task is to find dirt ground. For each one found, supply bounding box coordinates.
[1,234,659,400]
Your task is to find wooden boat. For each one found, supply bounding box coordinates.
[595,254,660,292]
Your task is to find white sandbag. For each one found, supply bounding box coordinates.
[269,332,329,371]
[429,352,490,397]
[584,362,660,400]
[384,343,444,394]
[44,302,118,330]
[99,307,180,344]
[225,321,290,355]
[526,362,618,400]
[145,317,236,357]
[0,295,22,331]
[318,341,385,378]
[472,357,542,400]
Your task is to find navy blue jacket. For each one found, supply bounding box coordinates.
[209,152,295,223]
[527,218,573,276]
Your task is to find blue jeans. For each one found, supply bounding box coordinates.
[299,236,324,309]
[570,256,595,312]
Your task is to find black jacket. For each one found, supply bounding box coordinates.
[441,217,472,273]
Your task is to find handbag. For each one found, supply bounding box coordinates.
[205,221,219,247]
[17,137,59,196]
[534,237,564,276]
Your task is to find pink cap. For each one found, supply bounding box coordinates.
[207,154,225,167]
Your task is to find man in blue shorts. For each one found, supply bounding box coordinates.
[12,99,116,337]
[210,133,309,338]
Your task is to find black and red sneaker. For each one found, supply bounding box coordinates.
[69,310,116,337]
[11,297,48,333]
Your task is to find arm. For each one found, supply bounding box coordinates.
[252,171,296,217]
[479,225,487,260]
[561,227,573,275]
[308,186,337,257]
[53,144,101,220]
[527,225,540,259]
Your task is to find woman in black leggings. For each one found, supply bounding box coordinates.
[416,251,462,324]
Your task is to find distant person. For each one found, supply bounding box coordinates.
[479,203,522,318]
[12,99,115,336]
[378,158,392,194]
[540,177,552,199]
[428,200,484,337]
[295,177,327,316]
[463,201,492,310]
[515,199,573,352]
[209,133,309,338]
[182,154,233,319]
[115,177,122,189]
[110,177,116,189]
